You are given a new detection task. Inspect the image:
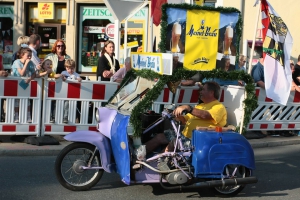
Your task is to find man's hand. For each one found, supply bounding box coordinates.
[0,70,8,77]
[103,70,113,78]
[173,105,189,117]
[238,80,244,86]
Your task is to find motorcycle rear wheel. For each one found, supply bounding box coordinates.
[55,142,103,191]
[213,165,250,197]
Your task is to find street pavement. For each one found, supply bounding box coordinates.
[1,133,300,156]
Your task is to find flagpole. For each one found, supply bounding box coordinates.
[239,1,261,134]
[150,16,154,52]
[247,2,261,74]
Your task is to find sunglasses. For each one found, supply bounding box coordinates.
[56,45,65,48]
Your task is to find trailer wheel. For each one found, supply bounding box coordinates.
[213,165,250,197]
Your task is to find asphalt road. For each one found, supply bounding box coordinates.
[1,144,300,200]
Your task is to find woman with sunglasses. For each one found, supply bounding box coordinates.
[45,39,71,123]
[45,39,71,74]
[97,40,120,81]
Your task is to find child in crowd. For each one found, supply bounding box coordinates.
[61,59,82,123]
[38,59,62,123]
[11,47,36,123]
[39,59,61,78]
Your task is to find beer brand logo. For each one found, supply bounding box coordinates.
[42,4,50,10]
[192,57,209,65]
[186,19,218,38]
[136,56,156,69]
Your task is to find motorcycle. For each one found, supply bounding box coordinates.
[54,77,257,197]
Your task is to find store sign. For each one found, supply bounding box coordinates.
[105,23,114,38]
[82,7,147,19]
[127,28,143,34]
[38,3,54,19]
[83,8,112,17]
[0,7,13,15]
[84,26,105,34]
[0,6,14,19]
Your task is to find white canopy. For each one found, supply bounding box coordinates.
[103,0,149,60]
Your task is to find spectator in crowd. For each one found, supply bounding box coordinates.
[97,40,120,81]
[45,39,71,123]
[61,59,82,123]
[236,54,247,86]
[38,59,61,79]
[11,36,30,64]
[292,55,300,85]
[28,34,41,70]
[112,57,132,83]
[11,47,36,123]
[45,39,71,74]
[251,54,265,88]
[211,57,237,86]
[290,60,300,92]
[0,63,8,122]
[236,55,247,72]
[144,81,227,153]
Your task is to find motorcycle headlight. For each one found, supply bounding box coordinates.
[95,107,100,123]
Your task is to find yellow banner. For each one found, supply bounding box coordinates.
[194,0,204,6]
[184,10,220,70]
[38,3,54,19]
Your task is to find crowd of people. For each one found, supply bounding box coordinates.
[0,36,132,124]
[1,35,299,146]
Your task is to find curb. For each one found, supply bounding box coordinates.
[250,138,300,148]
[0,141,72,156]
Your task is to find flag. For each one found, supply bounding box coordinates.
[260,0,293,105]
[151,0,183,26]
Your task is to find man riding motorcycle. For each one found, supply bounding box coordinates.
[145,81,227,153]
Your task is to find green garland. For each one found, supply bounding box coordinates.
[107,4,257,137]
[108,68,257,137]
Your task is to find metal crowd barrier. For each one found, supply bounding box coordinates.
[1,75,299,136]
[0,77,43,135]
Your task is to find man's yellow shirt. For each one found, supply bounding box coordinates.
[182,100,227,138]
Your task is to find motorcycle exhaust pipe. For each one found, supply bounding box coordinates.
[160,176,258,190]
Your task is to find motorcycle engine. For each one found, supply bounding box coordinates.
[165,172,188,185]
[157,157,188,185]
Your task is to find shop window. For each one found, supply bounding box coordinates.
[0,4,14,70]
[78,5,148,73]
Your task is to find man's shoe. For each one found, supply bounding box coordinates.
[63,119,68,123]
[14,119,19,123]
[50,118,55,123]
[27,119,32,123]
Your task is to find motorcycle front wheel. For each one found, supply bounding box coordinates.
[55,142,104,191]
[213,165,250,197]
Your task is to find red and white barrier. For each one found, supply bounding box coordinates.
[2,75,300,136]
[173,85,226,105]
[0,77,42,135]
[42,79,119,135]
[247,88,300,131]
[152,85,173,113]
[173,85,200,106]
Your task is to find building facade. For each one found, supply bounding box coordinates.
[0,0,149,77]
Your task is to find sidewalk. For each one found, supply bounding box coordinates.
[1,134,300,156]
